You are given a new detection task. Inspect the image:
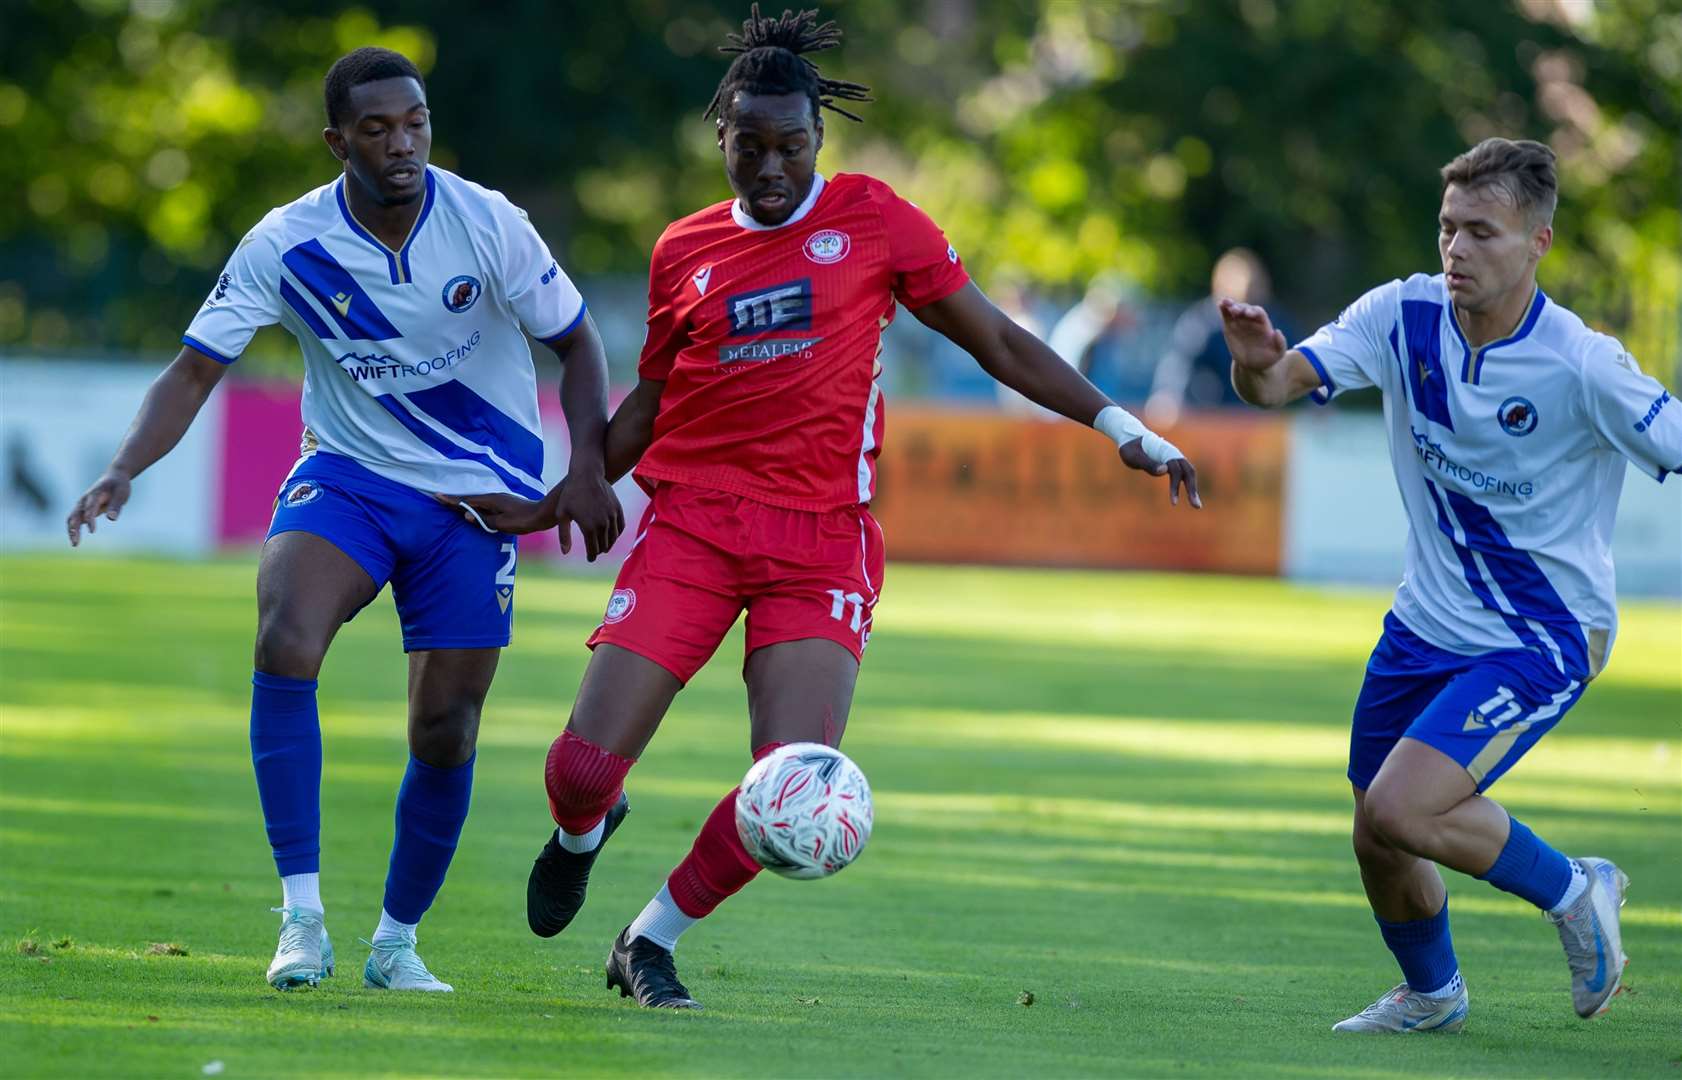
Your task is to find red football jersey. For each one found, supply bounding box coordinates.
[634,172,970,511]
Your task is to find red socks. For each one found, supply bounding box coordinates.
[544,730,634,833]
[665,741,785,918]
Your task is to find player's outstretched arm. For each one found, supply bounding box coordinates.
[603,377,663,484]
[912,282,1201,508]
[1219,299,1323,408]
[547,313,623,560]
[66,345,228,547]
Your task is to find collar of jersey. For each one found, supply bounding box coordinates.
[731,173,826,232]
[335,167,438,285]
[1446,282,1547,385]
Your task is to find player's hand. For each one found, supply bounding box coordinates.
[1118,439,1202,509]
[552,468,624,562]
[435,491,556,535]
[1218,298,1288,373]
[66,470,133,547]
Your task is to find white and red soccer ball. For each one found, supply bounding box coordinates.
[734,743,873,880]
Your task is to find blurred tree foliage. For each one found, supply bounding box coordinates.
[1,0,1675,380]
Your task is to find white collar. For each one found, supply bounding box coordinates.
[731,173,826,231]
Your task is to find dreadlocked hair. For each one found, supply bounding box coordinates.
[704,4,872,125]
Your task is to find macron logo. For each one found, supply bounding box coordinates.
[693,266,712,297]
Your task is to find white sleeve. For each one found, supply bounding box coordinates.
[1581,343,1682,482]
[181,229,282,363]
[494,196,585,343]
[1292,279,1400,405]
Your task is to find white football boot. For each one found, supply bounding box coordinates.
[1333,981,1468,1033]
[362,930,453,992]
[266,906,335,990]
[1548,857,1629,1018]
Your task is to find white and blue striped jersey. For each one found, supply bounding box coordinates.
[184,165,585,499]
[1297,273,1681,680]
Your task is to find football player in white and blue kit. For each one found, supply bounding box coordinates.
[1220,138,1680,1032]
[66,48,623,992]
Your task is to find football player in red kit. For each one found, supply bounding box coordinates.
[456,5,1200,1009]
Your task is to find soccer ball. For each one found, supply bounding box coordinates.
[734,743,873,880]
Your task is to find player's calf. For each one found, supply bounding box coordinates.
[528,730,635,937]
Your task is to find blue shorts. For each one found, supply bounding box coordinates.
[1348,612,1584,792]
[267,452,518,652]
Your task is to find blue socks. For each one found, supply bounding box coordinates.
[1478,816,1573,910]
[1377,899,1459,994]
[249,672,323,876]
[382,754,475,925]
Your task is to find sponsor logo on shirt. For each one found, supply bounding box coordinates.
[1497,396,1538,437]
[539,261,562,286]
[803,229,850,265]
[1634,389,1670,434]
[333,330,482,382]
[442,274,482,314]
[719,337,824,363]
[213,273,230,302]
[693,265,713,296]
[281,480,323,508]
[604,588,636,624]
[720,278,820,363]
[728,279,813,334]
[1410,426,1534,499]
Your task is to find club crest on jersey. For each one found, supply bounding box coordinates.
[1498,396,1538,437]
[442,275,482,314]
[604,588,636,624]
[803,229,850,265]
[281,480,323,508]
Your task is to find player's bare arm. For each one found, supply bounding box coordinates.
[448,315,624,559]
[1219,298,1323,408]
[913,281,1201,508]
[603,377,664,483]
[66,344,228,546]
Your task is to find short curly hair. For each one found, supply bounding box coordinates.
[324,47,425,128]
[1440,138,1558,225]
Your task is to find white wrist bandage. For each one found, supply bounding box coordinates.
[1093,405,1183,466]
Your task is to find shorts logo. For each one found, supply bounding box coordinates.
[442,275,482,314]
[803,230,850,265]
[282,480,323,508]
[1497,396,1538,437]
[604,588,636,624]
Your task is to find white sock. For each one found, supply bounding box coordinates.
[625,884,697,951]
[372,909,417,947]
[558,818,605,854]
[1549,860,1589,915]
[281,873,322,914]
[1418,970,1464,1000]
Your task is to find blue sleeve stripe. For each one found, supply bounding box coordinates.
[1299,345,1334,405]
[537,301,589,345]
[181,335,236,365]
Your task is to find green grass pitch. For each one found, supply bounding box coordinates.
[1,555,1677,1077]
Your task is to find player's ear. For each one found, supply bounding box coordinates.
[1532,222,1553,259]
[323,127,349,163]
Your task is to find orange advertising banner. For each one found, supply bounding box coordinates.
[871,408,1287,574]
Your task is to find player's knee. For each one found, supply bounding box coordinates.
[1351,808,1403,866]
[1361,782,1427,854]
[545,729,634,831]
[410,698,480,768]
[252,612,329,679]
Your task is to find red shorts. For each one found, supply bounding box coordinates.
[587,483,886,684]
